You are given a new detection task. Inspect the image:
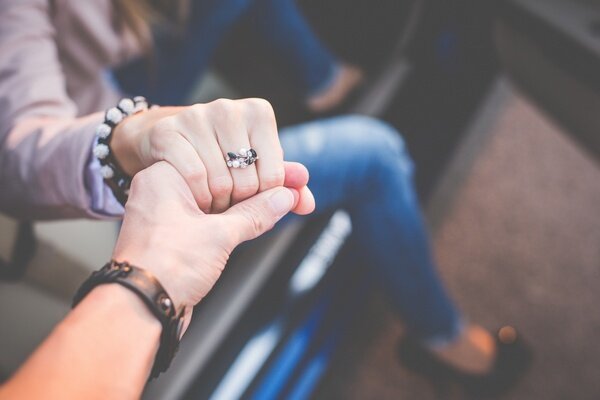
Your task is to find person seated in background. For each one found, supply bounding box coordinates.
[113,0,363,113]
[0,0,530,396]
[0,161,306,398]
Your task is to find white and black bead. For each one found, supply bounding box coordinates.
[133,96,149,113]
[105,107,124,124]
[96,123,112,140]
[99,165,115,179]
[118,98,135,116]
[94,97,161,205]
[93,143,110,160]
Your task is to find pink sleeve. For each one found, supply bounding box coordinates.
[0,0,109,219]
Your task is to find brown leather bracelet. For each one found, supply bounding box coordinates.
[72,260,185,379]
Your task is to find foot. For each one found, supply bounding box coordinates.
[307,65,363,113]
[430,324,497,375]
[398,325,532,397]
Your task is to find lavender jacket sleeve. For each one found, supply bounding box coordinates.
[0,0,119,220]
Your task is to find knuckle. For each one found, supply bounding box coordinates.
[184,103,206,121]
[240,205,269,236]
[244,98,273,114]
[244,98,275,120]
[195,194,212,213]
[199,199,212,212]
[205,99,239,125]
[248,214,266,236]
[243,98,277,135]
[210,98,235,112]
[176,105,209,135]
[185,166,207,183]
[210,175,233,198]
[189,103,206,113]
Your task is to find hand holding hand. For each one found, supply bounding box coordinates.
[112,161,307,330]
[111,98,314,214]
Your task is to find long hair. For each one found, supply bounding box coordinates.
[113,0,189,52]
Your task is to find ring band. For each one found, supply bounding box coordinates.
[226,148,258,169]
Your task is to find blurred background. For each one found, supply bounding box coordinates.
[1,0,599,398]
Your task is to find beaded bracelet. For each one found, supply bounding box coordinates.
[93,96,158,205]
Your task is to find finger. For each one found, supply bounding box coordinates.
[292,185,315,215]
[223,187,295,243]
[178,105,234,213]
[159,133,213,213]
[284,161,309,189]
[288,187,300,209]
[202,137,234,213]
[211,100,259,208]
[244,99,285,193]
[127,161,197,210]
[282,162,313,215]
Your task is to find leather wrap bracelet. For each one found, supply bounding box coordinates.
[72,260,184,379]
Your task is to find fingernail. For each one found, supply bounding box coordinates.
[269,188,294,218]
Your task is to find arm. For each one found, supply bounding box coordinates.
[0,0,105,220]
[0,1,314,220]
[0,284,161,399]
[0,161,307,399]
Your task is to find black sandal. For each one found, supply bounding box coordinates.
[398,326,532,398]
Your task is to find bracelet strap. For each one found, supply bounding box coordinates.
[72,260,184,379]
[94,97,159,206]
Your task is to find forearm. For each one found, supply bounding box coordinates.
[0,284,161,400]
[0,114,107,220]
[0,1,119,219]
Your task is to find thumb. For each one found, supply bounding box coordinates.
[223,187,295,243]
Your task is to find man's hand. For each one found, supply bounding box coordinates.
[112,161,310,323]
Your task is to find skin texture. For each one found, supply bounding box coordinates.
[112,162,309,320]
[0,161,312,399]
[111,98,314,214]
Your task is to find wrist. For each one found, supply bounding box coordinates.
[73,261,186,378]
[94,97,156,202]
[110,116,145,176]
[63,283,162,390]
[85,284,162,334]
[112,245,186,312]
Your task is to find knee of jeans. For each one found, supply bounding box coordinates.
[337,115,414,177]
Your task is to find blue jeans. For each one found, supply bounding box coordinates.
[113,1,462,344]
[280,116,463,345]
[114,0,339,105]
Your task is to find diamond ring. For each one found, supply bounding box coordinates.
[226,148,259,169]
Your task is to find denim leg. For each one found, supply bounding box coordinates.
[280,115,463,344]
[115,0,254,105]
[247,0,340,96]
[115,0,339,102]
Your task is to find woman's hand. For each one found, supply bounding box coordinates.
[112,161,307,329]
[110,98,313,214]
